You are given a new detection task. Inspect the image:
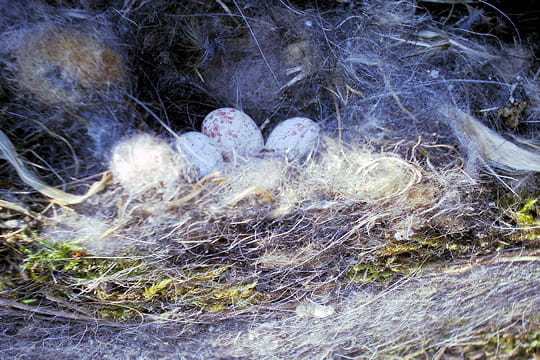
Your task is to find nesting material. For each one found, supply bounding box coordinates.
[109,133,184,193]
[217,260,540,359]
[0,129,110,205]
[190,138,425,219]
[306,139,422,202]
[14,25,125,105]
[0,2,539,356]
[44,136,447,256]
[214,156,286,210]
[445,106,540,172]
[81,136,465,257]
[295,301,335,319]
[1,256,538,359]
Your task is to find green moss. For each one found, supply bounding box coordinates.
[347,261,409,283]
[464,318,540,359]
[347,231,478,284]
[385,317,540,359]
[512,198,540,242]
[97,305,139,321]
[13,237,262,321]
[144,278,174,300]
[20,237,144,281]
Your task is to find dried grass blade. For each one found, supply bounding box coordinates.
[0,129,109,205]
[447,108,540,172]
[0,199,41,220]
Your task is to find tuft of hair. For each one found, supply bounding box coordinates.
[13,25,126,105]
[109,133,187,195]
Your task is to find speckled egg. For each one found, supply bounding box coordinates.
[175,131,224,179]
[265,117,321,160]
[201,108,264,157]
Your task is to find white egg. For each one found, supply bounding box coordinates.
[265,117,321,161]
[175,131,224,179]
[201,108,264,157]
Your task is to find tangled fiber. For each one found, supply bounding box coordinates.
[1,259,538,359]
[0,0,539,359]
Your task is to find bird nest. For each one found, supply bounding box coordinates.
[0,0,539,358]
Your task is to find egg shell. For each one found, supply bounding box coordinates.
[175,131,224,179]
[265,117,321,160]
[202,108,264,157]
